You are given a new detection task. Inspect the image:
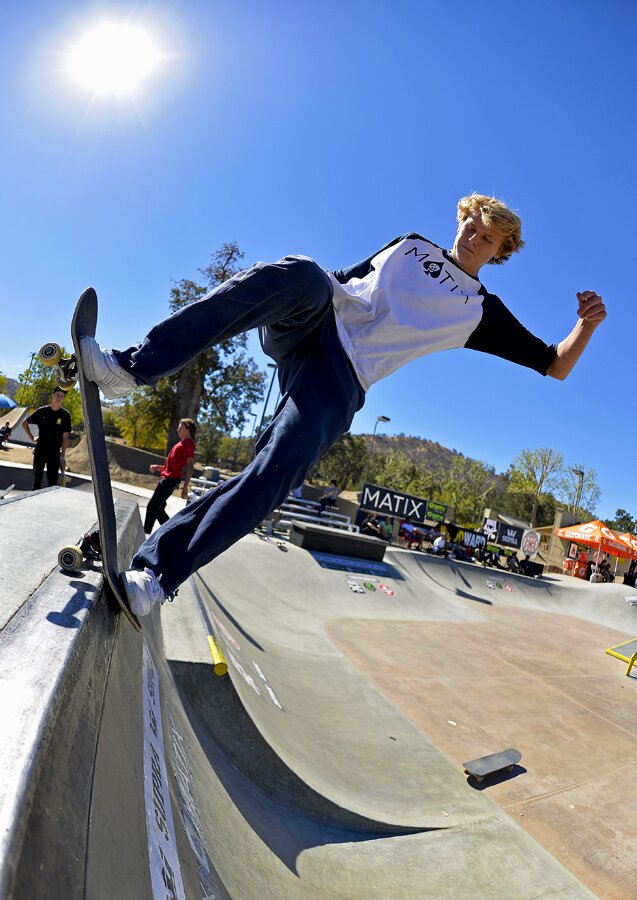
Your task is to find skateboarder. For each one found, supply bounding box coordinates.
[144,418,197,534]
[22,388,72,490]
[79,193,607,617]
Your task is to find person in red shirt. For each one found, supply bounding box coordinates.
[144,418,197,535]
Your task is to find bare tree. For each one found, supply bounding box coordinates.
[508,447,564,526]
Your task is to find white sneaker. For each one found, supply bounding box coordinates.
[79,335,137,399]
[121,567,166,617]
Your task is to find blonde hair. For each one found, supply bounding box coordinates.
[179,418,197,438]
[457,193,525,265]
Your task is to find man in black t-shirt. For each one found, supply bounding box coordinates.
[23,389,72,490]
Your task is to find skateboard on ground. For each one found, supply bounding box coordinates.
[0,483,15,500]
[463,747,521,783]
[40,287,142,631]
[258,533,288,552]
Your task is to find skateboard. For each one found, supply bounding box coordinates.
[58,527,103,571]
[463,748,521,783]
[40,288,141,631]
[0,483,15,500]
[258,533,288,552]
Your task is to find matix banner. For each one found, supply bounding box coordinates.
[360,483,447,526]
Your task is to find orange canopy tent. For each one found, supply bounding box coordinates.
[617,532,637,560]
[554,520,637,558]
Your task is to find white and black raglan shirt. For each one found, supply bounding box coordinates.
[329,233,557,392]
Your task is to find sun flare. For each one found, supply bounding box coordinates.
[67,22,161,95]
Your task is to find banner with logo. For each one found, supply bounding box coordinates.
[496,523,525,549]
[426,500,447,523]
[482,517,499,542]
[360,484,446,526]
[454,528,487,551]
[520,529,541,557]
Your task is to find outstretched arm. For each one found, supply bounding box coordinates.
[546,291,607,380]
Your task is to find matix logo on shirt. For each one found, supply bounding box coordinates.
[404,245,470,301]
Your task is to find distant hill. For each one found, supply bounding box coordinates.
[2,378,19,399]
[363,433,474,472]
[360,432,509,496]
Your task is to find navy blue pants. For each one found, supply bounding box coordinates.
[114,256,365,596]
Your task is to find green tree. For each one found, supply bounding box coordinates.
[119,392,169,450]
[0,371,6,394]
[102,409,123,439]
[605,508,636,534]
[507,447,564,526]
[120,241,266,453]
[310,433,371,490]
[556,464,601,521]
[15,351,83,428]
[440,457,497,526]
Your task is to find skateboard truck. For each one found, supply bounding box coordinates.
[38,342,78,390]
[59,528,103,572]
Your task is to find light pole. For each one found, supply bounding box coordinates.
[571,468,585,516]
[255,363,278,445]
[363,415,390,486]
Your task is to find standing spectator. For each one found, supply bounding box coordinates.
[144,419,197,534]
[22,389,71,490]
[318,479,340,515]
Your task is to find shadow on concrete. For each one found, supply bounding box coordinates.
[168,658,428,876]
[46,580,97,629]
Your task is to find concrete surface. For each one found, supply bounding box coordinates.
[2,487,637,897]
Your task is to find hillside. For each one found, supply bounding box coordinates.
[2,378,19,399]
[362,433,497,476]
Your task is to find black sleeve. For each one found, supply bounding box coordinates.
[61,409,72,431]
[26,407,43,426]
[332,233,426,283]
[465,291,557,376]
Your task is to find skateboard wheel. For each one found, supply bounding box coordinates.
[39,342,62,366]
[59,545,83,570]
[475,775,484,782]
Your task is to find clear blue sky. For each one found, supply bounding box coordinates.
[1,0,634,518]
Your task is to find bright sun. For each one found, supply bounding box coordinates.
[67,22,161,95]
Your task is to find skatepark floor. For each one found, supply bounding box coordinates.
[3,484,637,898]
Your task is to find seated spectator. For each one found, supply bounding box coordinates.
[379,516,394,542]
[451,542,471,562]
[318,480,340,515]
[0,422,12,448]
[360,511,383,538]
[518,554,534,577]
[432,534,448,556]
[506,554,520,574]
[399,517,424,550]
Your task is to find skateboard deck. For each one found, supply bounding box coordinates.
[69,288,141,631]
[463,747,521,783]
[0,483,15,499]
